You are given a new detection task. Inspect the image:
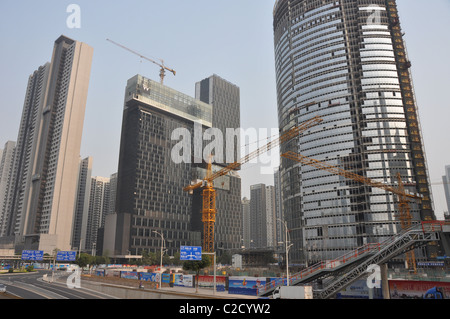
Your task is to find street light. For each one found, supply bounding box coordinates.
[152,230,165,289]
[278,219,293,286]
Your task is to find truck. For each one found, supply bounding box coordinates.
[272,286,313,299]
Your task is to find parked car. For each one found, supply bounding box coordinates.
[0,284,6,293]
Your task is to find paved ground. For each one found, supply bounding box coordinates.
[81,274,258,299]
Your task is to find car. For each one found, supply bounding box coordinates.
[0,284,6,293]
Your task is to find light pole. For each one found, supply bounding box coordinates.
[278,219,293,286]
[153,230,165,289]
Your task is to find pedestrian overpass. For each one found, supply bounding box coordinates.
[258,221,449,299]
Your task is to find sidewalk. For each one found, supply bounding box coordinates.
[159,285,258,299]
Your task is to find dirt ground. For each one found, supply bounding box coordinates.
[81,273,170,290]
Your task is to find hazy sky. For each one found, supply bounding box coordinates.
[0,1,449,219]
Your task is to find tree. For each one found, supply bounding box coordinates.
[76,253,93,268]
[183,255,212,293]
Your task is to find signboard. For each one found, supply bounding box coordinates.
[389,280,450,299]
[180,246,202,261]
[56,251,77,261]
[228,276,266,296]
[21,250,44,261]
[174,274,194,288]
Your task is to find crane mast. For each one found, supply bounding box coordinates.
[185,116,323,252]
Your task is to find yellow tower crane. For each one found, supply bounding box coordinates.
[184,116,323,252]
[281,151,424,273]
[106,38,176,85]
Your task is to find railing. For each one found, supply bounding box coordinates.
[422,220,450,233]
[259,221,446,296]
[258,242,383,295]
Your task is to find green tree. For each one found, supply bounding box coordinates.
[183,255,212,292]
[76,253,93,268]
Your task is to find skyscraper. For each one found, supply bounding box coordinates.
[0,141,16,237]
[273,0,435,264]
[241,197,251,248]
[250,184,267,249]
[107,74,212,257]
[443,166,450,216]
[4,35,93,253]
[274,168,284,246]
[86,176,111,255]
[72,156,93,251]
[195,74,242,252]
[265,185,277,248]
[250,183,277,249]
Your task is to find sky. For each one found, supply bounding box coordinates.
[0,0,449,219]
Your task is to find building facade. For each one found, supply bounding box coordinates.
[273,0,435,264]
[107,75,212,257]
[195,74,242,252]
[265,185,277,248]
[86,176,111,255]
[0,141,16,237]
[72,156,93,251]
[241,197,251,248]
[3,35,93,253]
[443,166,450,216]
[274,168,284,246]
[249,183,277,249]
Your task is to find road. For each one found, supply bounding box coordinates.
[0,270,117,299]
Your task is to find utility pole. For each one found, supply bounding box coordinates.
[153,230,165,289]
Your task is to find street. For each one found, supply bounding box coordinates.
[0,270,117,299]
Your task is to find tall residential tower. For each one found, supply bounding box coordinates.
[3,36,93,253]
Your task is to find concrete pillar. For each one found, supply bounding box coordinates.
[381,263,390,299]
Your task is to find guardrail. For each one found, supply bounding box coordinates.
[422,221,450,233]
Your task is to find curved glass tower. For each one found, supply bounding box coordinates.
[273,0,435,264]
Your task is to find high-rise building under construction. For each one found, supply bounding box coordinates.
[273,0,435,264]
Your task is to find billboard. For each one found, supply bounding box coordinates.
[174,274,194,288]
[389,280,450,299]
[198,275,227,291]
[228,276,266,296]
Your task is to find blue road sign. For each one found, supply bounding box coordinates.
[180,246,202,261]
[21,250,44,261]
[56,251,77,261]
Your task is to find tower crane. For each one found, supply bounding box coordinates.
[281,151,424,273]
[184,116,323,253]
[106,38,176,85]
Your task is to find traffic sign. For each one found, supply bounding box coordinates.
[21,250,44,261]
[56,251,77,261]
[180,246,202,261]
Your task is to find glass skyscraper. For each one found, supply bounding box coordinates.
[109,74,241,257]
[273,0,435,264]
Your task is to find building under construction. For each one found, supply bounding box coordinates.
[273,0,436,266]
[104,74,242,257]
